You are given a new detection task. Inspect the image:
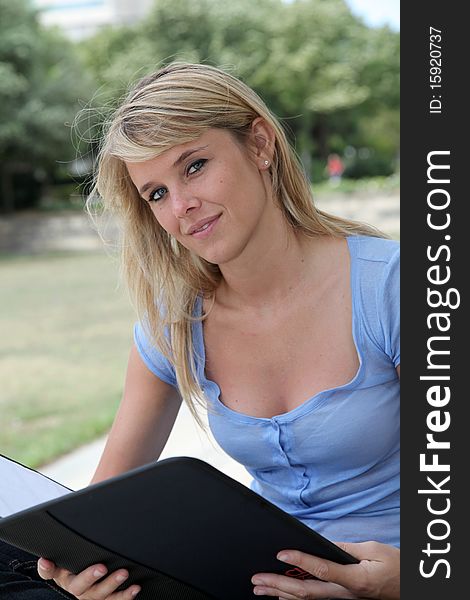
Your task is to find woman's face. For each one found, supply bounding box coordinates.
[125,126,274,266]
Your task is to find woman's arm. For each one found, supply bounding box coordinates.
[91,344,182,483]
[38,344,182,599]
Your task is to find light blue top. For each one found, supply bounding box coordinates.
[134,236,400,547]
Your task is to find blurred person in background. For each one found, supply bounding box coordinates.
[327,153,345,185]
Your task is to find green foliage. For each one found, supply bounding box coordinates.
[0,0,96,211]
[80,0,399,180]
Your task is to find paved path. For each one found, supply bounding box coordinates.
[317,192,400,238]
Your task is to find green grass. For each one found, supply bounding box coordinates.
[0,251,135,468]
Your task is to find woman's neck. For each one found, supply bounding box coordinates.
[216,225,331,312]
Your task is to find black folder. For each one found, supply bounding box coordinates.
[0,456,358,600]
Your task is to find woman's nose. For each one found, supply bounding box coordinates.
[171,189,201,218]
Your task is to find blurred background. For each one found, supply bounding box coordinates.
[0,0,399,475]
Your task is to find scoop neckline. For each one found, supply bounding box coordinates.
[195,235,365,424]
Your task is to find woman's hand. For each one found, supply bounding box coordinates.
[37,558,141,599]
[251,541,400,599]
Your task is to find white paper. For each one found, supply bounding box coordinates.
[0,454,72,518]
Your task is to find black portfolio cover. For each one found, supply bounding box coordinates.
[0,456,358,599]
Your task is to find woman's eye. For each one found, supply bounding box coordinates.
[187,159,207,175]
[149,187,167,202]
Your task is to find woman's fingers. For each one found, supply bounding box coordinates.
[251,572,354,599]
[112,586,142,599]
[75,570,141,599]
[253,583,298,598]
[37,558,140,599]
[72,569,140,600]
[37,558,74,583]
[276,549,359,586]
[276,548,367,595]
[62,565,119,597]
[38,559,109,594]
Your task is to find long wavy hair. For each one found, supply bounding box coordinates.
[89,62,384,424]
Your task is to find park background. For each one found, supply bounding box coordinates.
[0,0,399,483]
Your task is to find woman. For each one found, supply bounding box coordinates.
[2,62,400,599]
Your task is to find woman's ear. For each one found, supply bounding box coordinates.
[249,117,275,170]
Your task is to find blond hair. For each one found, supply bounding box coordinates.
[90,62,384,424]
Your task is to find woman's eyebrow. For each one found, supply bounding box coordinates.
[173,145,209,167]
[139,145,209,196]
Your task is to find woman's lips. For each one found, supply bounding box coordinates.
[189,215,221,238]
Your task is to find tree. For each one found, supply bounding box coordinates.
[0,0,95,211]
[79,0,399,181]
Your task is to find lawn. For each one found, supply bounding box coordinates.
[0,251,135,468]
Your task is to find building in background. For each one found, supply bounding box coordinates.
[33,0,154,40]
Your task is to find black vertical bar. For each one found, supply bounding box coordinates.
[401,1,465,598]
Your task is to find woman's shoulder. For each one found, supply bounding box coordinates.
[347,235,399,294]
[348,236,400,364]
[347,234,400,265]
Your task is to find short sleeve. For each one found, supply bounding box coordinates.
[133,321,178,387]
[379,246,400,368]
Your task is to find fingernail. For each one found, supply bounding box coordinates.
[253,589,265,595]
[131,588,141,597]
[252,577,264,585]
[116,573,128,583]
[277,552,288,561]
[93,567,106,578]
[39,559,52,571]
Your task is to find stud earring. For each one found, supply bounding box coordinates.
[264,160,269,166]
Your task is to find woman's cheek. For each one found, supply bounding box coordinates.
[151,206,174,235]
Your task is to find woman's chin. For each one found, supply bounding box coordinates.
[191,243,235,266]
[187,237,248,267]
